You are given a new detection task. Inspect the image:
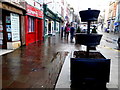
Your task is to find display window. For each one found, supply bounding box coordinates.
[6,15,12,42]
[0,20,3,45]
[56,22,59,32]
[28,17,34,32]
[45,19,48,35]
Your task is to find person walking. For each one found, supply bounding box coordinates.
[64,24,67,38]
[64,22,69,38]
[61,25,64,39]
[66,24,70,40]
[70,23,75,43]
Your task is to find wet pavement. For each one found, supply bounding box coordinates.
[55,32,119,89]
[1,34,81,89]
[0,49,13,56]
[1,32,119,89]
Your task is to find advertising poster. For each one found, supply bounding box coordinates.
[7,33,12,41]
[0,40,3,45]
[0,20,2,24]
[0,33,3,39]
[0,25,3,31]
[6,16,11,23]
[6,25,11,32]
[10,13,20,41]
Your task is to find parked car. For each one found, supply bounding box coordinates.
[81,26,93,33]
[117,37,120,48]
[80,25,87,33]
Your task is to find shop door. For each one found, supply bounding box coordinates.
[45,19,48,35]
[2,10,11,49]
[37,20,43,41]
[51,21,54,34]
[48,20,51,34]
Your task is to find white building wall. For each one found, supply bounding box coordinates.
[103,3,110,30]
[118,0,120,22]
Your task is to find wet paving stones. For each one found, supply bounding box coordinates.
[2,35,79,89]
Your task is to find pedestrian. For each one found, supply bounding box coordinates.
[61,25,64,39]
[114,25,118,34]
[91,26,97,33]
[64,26,66,38]
[70,23,75,43]
[101,24,103,30]
[66,24,70,40]
[64,23,68,38]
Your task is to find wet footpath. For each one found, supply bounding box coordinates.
[1,34,82,89]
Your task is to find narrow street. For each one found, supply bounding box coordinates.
[0,0,120,89]
[1,34,80,88]
[1,30,120,89]
[97,29,119,89]
[55,29,119,89]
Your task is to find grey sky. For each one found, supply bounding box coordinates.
[66,0,114,13]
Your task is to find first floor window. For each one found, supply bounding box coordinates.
[28,17,34,32]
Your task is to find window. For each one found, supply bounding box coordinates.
[28,17,34,32]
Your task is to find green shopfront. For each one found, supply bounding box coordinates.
[43,4,63,37]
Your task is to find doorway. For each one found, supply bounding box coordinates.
[48,20,51,34]
[2,10,11,49]
[37,19,43,41]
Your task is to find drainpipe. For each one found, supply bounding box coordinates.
[54,14,57,32]
[43,4,47,37]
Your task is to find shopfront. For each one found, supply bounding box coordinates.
[43,4,63,37]
[25,4,43,45]
[44,9,56,36]
[56,22,60,33]
[0,2,26,49]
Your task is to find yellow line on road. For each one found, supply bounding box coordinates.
[103,46,120,52]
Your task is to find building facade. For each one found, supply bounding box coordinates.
[0,0,44,49]
[114,0,120,33]
[107,1,117,32]
[0,0,26,49]
[43,0,63,37]
[25,0,44,45]
[0,0,76,49]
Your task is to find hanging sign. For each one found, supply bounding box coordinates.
[26,4,43,19]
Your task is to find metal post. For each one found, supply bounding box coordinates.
[86,21,91,57]
[87,21,91,34]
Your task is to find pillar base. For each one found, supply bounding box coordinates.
[7,41,21,50]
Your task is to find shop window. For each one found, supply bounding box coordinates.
[56,22,59,32]
[28,17,34,32]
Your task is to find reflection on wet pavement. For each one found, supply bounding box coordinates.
[2,35,81,88]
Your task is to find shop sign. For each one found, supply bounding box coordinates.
[26,5,43,19]
[46,11,55,19]
[114,22,120,26]
[11,13,20,41]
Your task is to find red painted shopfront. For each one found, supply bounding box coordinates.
[25,4,44,45]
